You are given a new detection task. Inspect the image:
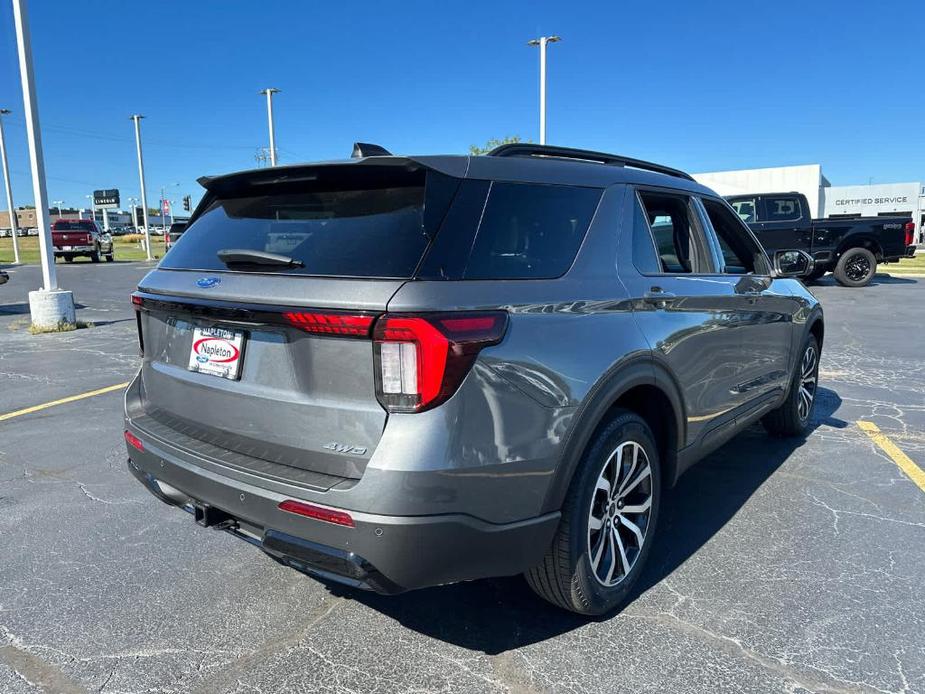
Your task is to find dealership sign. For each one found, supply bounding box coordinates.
[93,189,120,209]
[824,182,921,217]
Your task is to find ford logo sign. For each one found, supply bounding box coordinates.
[196,277,221,289]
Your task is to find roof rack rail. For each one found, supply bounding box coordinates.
[485,143,694,181]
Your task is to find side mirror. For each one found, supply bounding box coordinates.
[774,249,814,278]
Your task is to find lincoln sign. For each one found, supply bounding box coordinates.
[93,189,120,209]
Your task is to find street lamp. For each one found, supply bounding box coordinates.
[130,114,152,260]
[52,199,63,220]
[0,108,20,263]
[258,88,280,166]
[527,35,560,145]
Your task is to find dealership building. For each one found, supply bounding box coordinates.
[693,164,925,243]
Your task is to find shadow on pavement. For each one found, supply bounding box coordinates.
[324,387,845,654]
[0,302,87,315]
[809,274,917,287]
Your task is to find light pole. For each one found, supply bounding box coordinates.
[130,114,152,260]
[0,108,20,263]
[53,199,63,220]
[13,0,77,331]
[527,36,560,145]
[85,194,94,223]
[258,88,280,166]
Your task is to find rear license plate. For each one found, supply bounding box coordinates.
[188,325,246,380]
[62,245,72,250]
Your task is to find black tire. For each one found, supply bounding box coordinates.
[834,247,876,287]
[63,255,73,263]
[90,248,100,263]
[525,410,662,615]
[105,252,114,262]
[763,335,820,437]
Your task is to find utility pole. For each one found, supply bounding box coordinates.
[527,36,560,145]
[0,109,20,264]
[130,114,152,260]
[258,88,280,166]
[13,0,77,329]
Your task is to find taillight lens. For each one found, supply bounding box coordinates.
[373,312,508,412]
[904,222,915,247]
[283,311,375,337]
[131,293,144,356]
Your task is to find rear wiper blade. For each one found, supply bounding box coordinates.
[216,249,304,268]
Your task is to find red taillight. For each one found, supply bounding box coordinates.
[904,222,915,247]
[124,430,144,452]
[373,312,508,413]
[283,311,375,337]
[131,293,144,356]
[278,499,355,527]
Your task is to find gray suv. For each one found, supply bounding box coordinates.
[124,144,823,614]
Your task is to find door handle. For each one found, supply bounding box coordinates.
[643,288,676,304]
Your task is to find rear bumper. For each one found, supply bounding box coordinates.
[124,427,560,594]
[54,245,94,254]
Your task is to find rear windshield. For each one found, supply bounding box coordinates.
[160,167,440,278]
[161,165,600,280]
[53,221,93,231]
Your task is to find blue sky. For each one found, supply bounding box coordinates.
[0,0,923,211]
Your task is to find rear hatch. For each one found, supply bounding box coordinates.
[132,161,459,482]
[52,221,93,247]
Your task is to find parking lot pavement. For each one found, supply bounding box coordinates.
[1,266,923,694]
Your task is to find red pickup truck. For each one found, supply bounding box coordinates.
[52,220,114,263]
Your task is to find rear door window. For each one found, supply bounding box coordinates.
[461,183,600,280]
[761,196,803,222]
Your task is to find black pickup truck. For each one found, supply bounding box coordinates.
[725,192,916,287]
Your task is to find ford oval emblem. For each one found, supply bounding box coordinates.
[196,277,221,289]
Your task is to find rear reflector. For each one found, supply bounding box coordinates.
[278,499,355,527]
[124,430,144,452]
[283,311,375,337]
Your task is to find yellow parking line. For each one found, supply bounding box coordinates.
[0,382,129,422]
[857,420,925,493]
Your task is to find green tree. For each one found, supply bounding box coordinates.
[468,135,528,156]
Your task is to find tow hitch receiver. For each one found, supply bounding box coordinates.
[193,502,236,530]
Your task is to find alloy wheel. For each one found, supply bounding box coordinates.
[587,441,653,587]
[797,344,818,421]
[844,254,871,283]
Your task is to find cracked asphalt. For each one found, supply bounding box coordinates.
[0,262,923,694]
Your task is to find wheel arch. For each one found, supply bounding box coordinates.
[837,235,882,261]
[542,356,685,515]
